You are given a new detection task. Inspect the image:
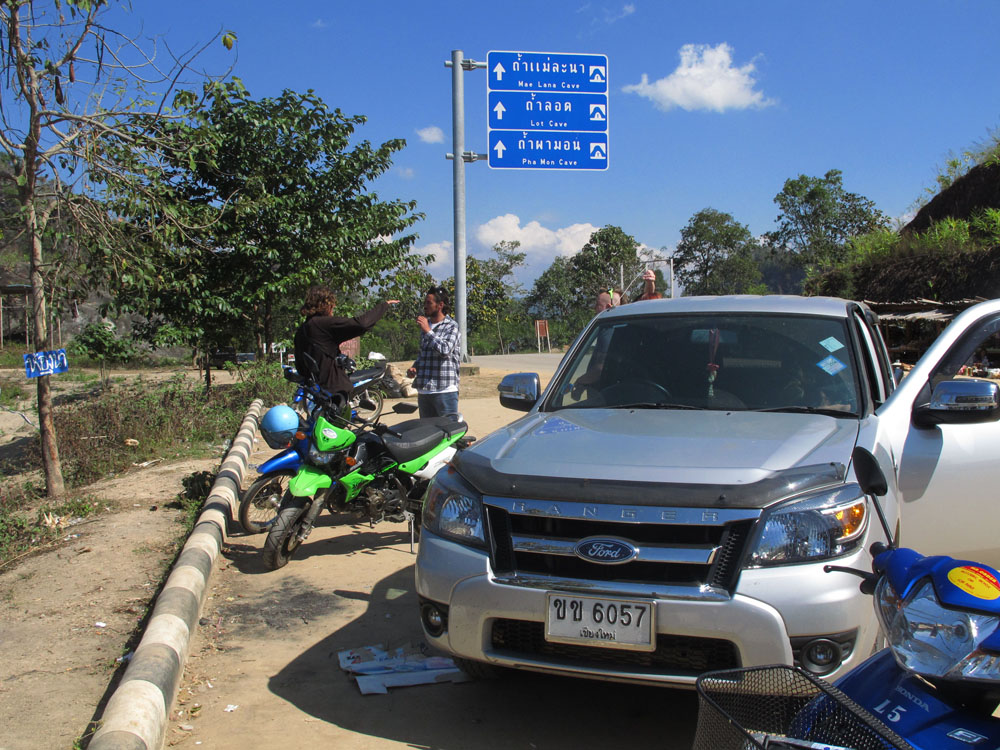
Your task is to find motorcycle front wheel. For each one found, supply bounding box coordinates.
[354,388,384,421]
[239,470,295,534]
[263,499,310,570]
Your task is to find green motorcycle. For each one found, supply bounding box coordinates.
[263,391,473,570]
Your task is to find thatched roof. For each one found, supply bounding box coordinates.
[866,297,987,322]
[904,161,1000,234]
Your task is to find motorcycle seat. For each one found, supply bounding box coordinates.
[383,423,449,463]
[393,417,468,440]
[350,365,386,386]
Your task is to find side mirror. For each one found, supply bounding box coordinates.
[392,402,418,415]
[498,372,540,412]
[912,379,1000,428]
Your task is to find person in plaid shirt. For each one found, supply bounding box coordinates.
[406,285,461,418]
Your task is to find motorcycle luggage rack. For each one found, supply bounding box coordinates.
[693,665,914,750]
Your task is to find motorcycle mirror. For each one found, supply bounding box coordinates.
[358,397,378,411]
[851,447,895,548]
[852,447,887,497]
[392,402,418,415]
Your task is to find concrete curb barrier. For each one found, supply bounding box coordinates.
[89,399,265,750]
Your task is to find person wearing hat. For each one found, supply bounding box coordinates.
[635,269,662,301]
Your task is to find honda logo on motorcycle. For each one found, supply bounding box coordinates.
[574,537,637,565]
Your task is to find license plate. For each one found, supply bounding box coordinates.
[545,593,655,651]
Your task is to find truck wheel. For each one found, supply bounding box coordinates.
[453,656,504,680]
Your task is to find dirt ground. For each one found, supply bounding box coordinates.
[0,363,528,750]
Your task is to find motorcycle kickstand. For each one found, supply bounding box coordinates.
[404,510,416,554]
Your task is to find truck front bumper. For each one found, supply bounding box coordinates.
[415,529,879,687]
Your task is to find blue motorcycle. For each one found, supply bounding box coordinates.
[692,447,1000,750]
[238,398,311,533]
[239,366,332,534]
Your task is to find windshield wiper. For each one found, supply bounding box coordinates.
[753,406,856,418]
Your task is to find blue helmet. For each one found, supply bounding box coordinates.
[260,405,299,448]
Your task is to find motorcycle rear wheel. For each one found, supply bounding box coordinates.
[354,388,384,421]
[263,500,309,570]
[239,470,295,534]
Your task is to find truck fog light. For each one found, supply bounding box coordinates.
[801,638,843,675]
[421,602,448,637]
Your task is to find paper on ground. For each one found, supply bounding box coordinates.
[338,641,469,695]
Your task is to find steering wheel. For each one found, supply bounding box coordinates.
[601,378,672,404]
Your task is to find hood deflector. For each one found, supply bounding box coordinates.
[452,451,846,510]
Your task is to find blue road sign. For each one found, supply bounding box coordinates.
[487,51,607,93]
[488,131,608,171]
[487,50,609,171]
[488,91,607,132]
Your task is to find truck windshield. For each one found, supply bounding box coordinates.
[547,313,860,415]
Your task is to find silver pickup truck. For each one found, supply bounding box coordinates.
[415,295,1000,686]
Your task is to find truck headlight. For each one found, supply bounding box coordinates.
[876,577,1000,684]
[746,485,868,567]
[422,469,485,547]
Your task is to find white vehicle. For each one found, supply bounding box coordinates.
[415,295,1000,687]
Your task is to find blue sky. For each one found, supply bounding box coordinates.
[112,1,1000,289]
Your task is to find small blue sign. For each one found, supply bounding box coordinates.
[24,348,68,378]
[488,91,608,132]
[489,130,608,171]
[488,51,608,93]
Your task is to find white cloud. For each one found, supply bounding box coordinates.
[310,19,328,29]
[419,216,606,288]
[416,126,445,144]
[476,214,598,262]
[623,43,775,113]
[610,3,636,22]
[397,166,415,179]
[413,240,453,280]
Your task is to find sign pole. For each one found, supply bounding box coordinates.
[449,50,469,363]
[445,51,486,363]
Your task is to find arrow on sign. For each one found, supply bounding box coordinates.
[493,101,506,120]
[494,140,507,159]
[493,62,506,82]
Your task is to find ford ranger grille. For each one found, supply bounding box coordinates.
[484,499,758,594]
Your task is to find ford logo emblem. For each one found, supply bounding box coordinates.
[574,537,637,565]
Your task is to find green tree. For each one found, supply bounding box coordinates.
[97,80,423,386]
[675,209,764,295]
[68,321,137,390]
[525,256,590,348]
[571,225,643,305]
[0,0,231,495]
[766,169,889,272]
[442,241,526,354]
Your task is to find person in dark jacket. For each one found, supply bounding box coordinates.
[293,285,398,398]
